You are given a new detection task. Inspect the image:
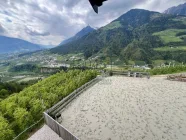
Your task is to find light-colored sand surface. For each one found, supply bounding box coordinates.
[28,125,62,140]
[59,76,186,140]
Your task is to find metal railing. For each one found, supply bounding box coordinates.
[111,71,150,78]
[47,77,101,116]
[44,112,79,140]
[44,76,101,140]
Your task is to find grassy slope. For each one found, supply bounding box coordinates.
[154,46,186,51]
[103,21,123,30]
[153,29,186,52]
[153,29,186,44]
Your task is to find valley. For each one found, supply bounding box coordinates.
[1,2,186,140]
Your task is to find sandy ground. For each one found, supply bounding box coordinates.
[58,76,186,140]
[28,125,62,140]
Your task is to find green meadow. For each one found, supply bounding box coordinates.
[153,29,186,44]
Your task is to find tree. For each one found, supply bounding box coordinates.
[0,115,15,140]
[0,89,9,98]
[29,99,44,120]
[0,101,17,119]
[13,108,33,130]
[17,96,30,109]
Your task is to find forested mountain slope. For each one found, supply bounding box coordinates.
[51,9,186,63]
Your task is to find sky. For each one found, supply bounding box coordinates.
[0,0,185,46]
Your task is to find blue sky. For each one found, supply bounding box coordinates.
[0,0,185,46]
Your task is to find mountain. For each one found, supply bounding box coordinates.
[0,35,44,54]
[164,3,186,15]
[58,26,95,46]
[39,44,55,49]
[51,9,186,63]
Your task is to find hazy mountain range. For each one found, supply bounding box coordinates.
[0,36,44,54]
[0,26,94,54]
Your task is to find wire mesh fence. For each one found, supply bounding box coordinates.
[13,117,44,140]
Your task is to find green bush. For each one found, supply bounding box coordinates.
[0,70,97,140]
[0,80,39,100]
[149,65,186,75]
[0,115,15,140]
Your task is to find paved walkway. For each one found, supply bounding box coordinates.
[28,125,62,140]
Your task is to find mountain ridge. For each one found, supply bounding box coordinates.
[58,25,95,46]
[51,8,186,63]
[0,35,44,54]
[164,3,186,15]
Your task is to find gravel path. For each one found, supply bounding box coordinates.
[58,76,186,140]
[28,125,62,140]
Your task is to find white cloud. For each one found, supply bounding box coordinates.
[0,23,5,33]
[25,26,50,36]
[0,0,185,46]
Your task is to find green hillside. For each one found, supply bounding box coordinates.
[51,9,186,64]
[153,29,186,44]
[154,46,186,52]
[0,70,97,140]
